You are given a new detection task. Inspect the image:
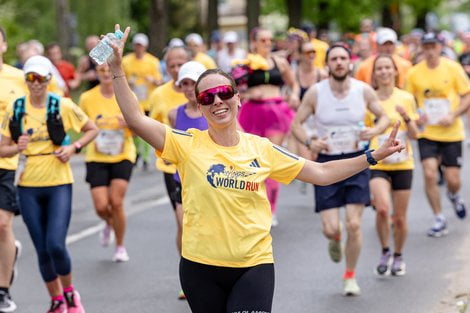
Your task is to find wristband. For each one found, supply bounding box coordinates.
[73,141,82,153]
[365,149,377,165]
[403,116,411,124]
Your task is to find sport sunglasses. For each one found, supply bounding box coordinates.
[197,85,236,106]
[25,73,51,83]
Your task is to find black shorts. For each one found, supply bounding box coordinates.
[85,160,133,188]
[164,172,180,210]
[169,177,182,205]
[418,138,462,167]
[180,257,274,313]
[370,169,413,190]
[314,151,370,212]
[0,169,20,215]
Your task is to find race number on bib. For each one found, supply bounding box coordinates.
[95,129,124,155]
[377,131,409,164]
[424,98,450,125]
[325,125,358,155]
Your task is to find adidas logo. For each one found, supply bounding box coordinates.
[249,159,260,168]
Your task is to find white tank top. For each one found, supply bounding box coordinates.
[314,78,367,155]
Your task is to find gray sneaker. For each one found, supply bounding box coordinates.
[375,251,392,276]
[391,256,406,276]
[0,291,17,313]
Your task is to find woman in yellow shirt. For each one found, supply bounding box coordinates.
[369,54,419,277]
[0,56,98,313]
[79,63,136,263]
[108,25,404,312]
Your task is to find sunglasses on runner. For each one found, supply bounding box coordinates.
[25,72,51,83]
[197,85,236,106]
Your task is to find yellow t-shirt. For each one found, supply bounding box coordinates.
[161,126,305,267]
[369,88,418,171]
[122,52,162,112]
[78,86,136,163]
[405,57,470,142]
[1,95,88,187]
[194,52,217,70]
[149,80,187,173]
[311,38,329,69]
[0,79,26,170]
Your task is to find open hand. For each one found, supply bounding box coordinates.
[107,24,131,70]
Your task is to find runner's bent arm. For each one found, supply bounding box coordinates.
[363,85,389,139]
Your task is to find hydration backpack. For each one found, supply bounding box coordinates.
[9,93,69,146]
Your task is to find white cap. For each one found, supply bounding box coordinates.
[223,31,238,43]
[168,38,185,47]
[376,28,397,45]
[185,33,203,46]
[176,61,206,86]
[23,55,52,76]
[132,33,149,47]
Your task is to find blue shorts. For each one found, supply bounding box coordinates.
[314,151,370,212]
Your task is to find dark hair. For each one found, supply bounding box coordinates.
[0,26,6,42]
[195,68,237,97]
[325,42,352,62]
[45,42,60,52]
[371,54,399,89]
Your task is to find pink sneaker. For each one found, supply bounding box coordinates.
[64,291,85,313]
[112,246,130,262]
[47,300,67,313]
[99,224,114,247]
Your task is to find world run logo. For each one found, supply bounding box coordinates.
[206,163,259,191]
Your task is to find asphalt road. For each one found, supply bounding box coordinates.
[10,149,470,313]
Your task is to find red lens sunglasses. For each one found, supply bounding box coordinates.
[197,85,236,106]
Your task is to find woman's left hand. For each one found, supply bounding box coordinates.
[54,145,75,163]
[372,121,405,161]
[288,93,300,109]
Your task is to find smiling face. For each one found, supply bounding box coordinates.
[373,55,397,88]
[180,78,196,103]
[196,73,239,129]
[25,72,50,98]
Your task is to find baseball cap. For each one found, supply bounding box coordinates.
[168,38,185,48]
[176,61,206,86]
[23,55,52,76]
[376,28,397,45]
[223,31,238,44]
[185,33,204,46]
[421,32,443,44]
[133,33,149,47]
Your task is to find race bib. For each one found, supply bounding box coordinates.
[377,131,409,164]
[325,125,358,155]
[95,129,124,155]
[424,98,450,125]
[133,84,148,101]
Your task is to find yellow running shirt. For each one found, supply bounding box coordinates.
[160,126,305,267]
[194,52,217,70]
[122,52,162,112]
[78,86,136,163]
[405,57,470,142]
[149,80,187,173]
[369,88,418,171]
[1,95,88,187]
[0,79,26,170]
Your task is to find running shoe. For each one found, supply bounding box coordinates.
[0,291,17,313]
[343,278,361,296]
[328,239,342,263]
[9,240,22,286]
[447,192,466,219]
[375,251,392,276]
[47,300,67,313]
[391,256,406,276]
[271,214,279,227]
[427,218,449,238]
[64,290,85,313]
[112,246,130,262]
[178,290,186,300]
[99,224,114,247]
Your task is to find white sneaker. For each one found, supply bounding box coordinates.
[10,240,22,286]
[112,246,130,262]
[271,214,279,227]
[343,278,361,296]
[0,290,17,313]
[99,224,114,247]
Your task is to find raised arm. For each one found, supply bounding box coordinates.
[296,121,404,185]
[108,24,166,152]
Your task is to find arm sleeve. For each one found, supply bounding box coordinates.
[62,99,89,133]
[266,142,306,184]
[159,125,193,165]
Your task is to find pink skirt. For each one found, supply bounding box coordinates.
[238,97,295,137]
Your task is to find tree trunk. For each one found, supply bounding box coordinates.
[246,0,260,39]
[381,2,400,33]
[55,0,70,54]
[149,0,168,58]
[207,0,219,43]
[317,0,329,31]
[286,0,302,28]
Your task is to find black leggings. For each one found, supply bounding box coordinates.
[180,257,274,313]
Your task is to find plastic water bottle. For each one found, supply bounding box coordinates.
[357,121,369,150]
[89,30,124,65]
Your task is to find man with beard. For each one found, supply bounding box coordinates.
[291,43,389,296]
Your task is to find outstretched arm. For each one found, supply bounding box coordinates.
[108,24,166,152]
[296,121,404,185]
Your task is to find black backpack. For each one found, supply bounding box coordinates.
[9,93,69,146]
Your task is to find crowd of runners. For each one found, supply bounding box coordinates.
[0,16,469,313]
